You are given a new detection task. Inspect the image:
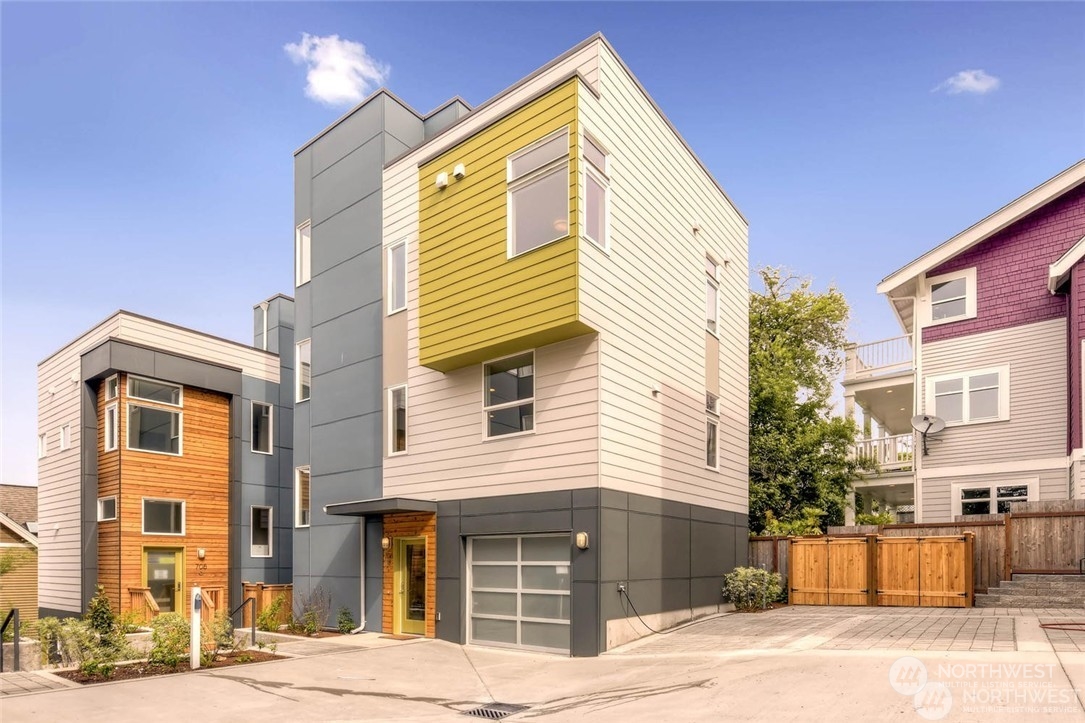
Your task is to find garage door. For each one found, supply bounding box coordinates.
[468,535,571,653]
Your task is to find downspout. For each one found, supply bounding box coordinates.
[353,516,367,633]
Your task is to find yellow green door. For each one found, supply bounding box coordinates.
[144,547,184,614]
[394,537,426,635]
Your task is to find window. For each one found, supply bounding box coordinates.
[104,403,118,451]
[706,420,719,469]
[484,353,535,438]
[705,392,719,415]
[143,499,184,535]
[251,506,272,557]
[251,401,273,454]
[583,135,609,249]
[953,481,1036,517]
[927,367,1008,425]
[388,241,407,314]
[507,129,570,257]
[706,257,719,335]
[295,468,311,527]
[296,340,311,402]
[128,404,182,454]
[926,268,976,326]
[98,496,117,522]
[128,376,182,406]
[296,220,312,286]
[59,424,71,451]
[38,433,46,459]
[105,375,118,400]
[388,385,407,455]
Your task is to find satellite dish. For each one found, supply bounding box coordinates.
[910,414,946,456]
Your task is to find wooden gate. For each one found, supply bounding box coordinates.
[789,534,973,608]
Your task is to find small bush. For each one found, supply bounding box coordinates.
[148,613,190,667]
[39,617,127,676]
[855,511,893,525]
[723,567,783,612]
[291,586,331,635]
[256,594,287,632]
[2,619,21,642]
[760,507,825,536]
[337,606,356,635]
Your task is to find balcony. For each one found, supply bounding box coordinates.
[852,433,914,473]
[844,336,913,382]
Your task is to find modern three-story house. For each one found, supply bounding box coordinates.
[843,159,1085,523]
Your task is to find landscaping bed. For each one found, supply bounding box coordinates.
[55,650,284,684]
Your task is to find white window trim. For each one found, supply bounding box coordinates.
[105,374,119,401]
[295,220,312,287]
[923,267,977,327]
[582,132,610,252]
[950,479,1038,518]
[706,257,721,338]
[250,505,273,558]
[295,467,311,528]
[387,384,408,456]
[296,339,311,403]
[706,418,719,471]
[127,374,183,407]
[38,433,47,459]
[924,365,1010,427]
[104,403,119,452]
[141,497,185,536]
[97,495,118,522]
[482,351,537,440]
[506,127,571,260]
[126,402,184,456]
[59,424,71,451]
[387,240,407,315]
[250,400,274,455]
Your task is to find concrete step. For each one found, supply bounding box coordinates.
[1011,574,1085,583]
[974,593,1085,609]
[1000,580,1085,591]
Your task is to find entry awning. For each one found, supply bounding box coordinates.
[324,497,437,517]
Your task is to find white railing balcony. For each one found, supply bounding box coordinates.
[844,335,913,381]
[852,433,914,473]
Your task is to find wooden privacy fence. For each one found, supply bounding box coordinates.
[241,582,293,630]
[787,534,974,608]
[1006,501,1085,576]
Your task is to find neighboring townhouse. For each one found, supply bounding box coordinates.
[36,299,294,620]
[293,33,749,656]
[843,159,1085,523]
[0,484,39,631]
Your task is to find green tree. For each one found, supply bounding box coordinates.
[749,267,858,533]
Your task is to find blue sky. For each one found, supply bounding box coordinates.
[3,2,1083,485]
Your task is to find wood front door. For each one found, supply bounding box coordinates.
[393,537,426,635]
[144,547,184,614]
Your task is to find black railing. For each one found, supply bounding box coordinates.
[1,608,20,672]
[230,597,257,647]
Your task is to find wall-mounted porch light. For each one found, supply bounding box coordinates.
[381,537,391,551]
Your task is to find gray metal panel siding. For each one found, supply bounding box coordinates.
[383,94,425,150]
[311,137,383,225]
[423,100,471,140]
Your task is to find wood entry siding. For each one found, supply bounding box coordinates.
[98,373,231,616]
[380,512,437,638]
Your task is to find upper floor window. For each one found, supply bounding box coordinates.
[38,433,46,459]
[59,424,71,451]
[251,401,273,454]
[484,352,535,438]
[295,467,311,528]
[507,129,570,258]
[143,498,184,535]
[104,403,119,452]
[98,496,118,522]
[706,257,720,335]
[251,506,272,557]
[706,390,720,470]
[926,366,1008,426]
[128,404,182,455]
[388,241,407,314]
[129,376,182,406]
[583,135,609,249]
[105,375,119,400]
[296,220,312,287]
[388,385,407,455]
[296,340,311,402]
[926,268,976,326]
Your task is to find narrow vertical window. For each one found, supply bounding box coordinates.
[296,220,312,286]
[388,385,407,454]
[38,433,47,459]
[105,375,119,401]
[251,401,273,454]
[295,468,311,528]
[706,257,719,335]
[59,424,71,451]
[583,135,609,249]
[251,506,273,557]
[296,340,311,402]
[104,403,118,451]
[388,241,407,314]
[706,419,719,469]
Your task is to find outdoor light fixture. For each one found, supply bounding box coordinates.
[453,163,466,179]
[197,548,206,560]
[435,172,449,189]
[381,537,391,551]
[575,532,590,550]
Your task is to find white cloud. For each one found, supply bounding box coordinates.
[932,69,1001,96]
[285,33,389,107]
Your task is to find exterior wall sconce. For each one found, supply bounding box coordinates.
[197,548,206,560]
[381,537,391,551]
[435,172,449,189]
[575,532,590,550]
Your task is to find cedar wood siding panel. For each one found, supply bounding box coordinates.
[38,317,121,613]
[920,318,1067,468]
[417,79,581,372]
[921,468,1068,522]
[0,546,38,631]
[577,46,748,511]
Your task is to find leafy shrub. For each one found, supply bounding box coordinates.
[2,619,20,642]
[118,610,145,634]
[723,567,783,612]
[291,586,331,635]
[337,606,356,635]
[760,507,826,536]
[148,613,189,667]
[38,617,127,676]
[256,594,287,632]
[236,653,254,663]
[855,511,893,525]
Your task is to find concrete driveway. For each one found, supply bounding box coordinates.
[4,607,1085,722]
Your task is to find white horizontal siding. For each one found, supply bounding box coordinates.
[920,318,1066,468]
[118,316,279,382]
[578,45,748,512]
[921,467,1068,523]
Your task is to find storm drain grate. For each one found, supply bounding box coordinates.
[462,703,530,720]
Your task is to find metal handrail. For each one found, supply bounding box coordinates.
[1,608,20,672]
[230,596,257,647]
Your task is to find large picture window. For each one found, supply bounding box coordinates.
[128,404,181,455]
[143,499,184,535]
[295,467,311,528]
[953,481,1035,517]
[926,366,1008,425]
[508,130,570,257]
[484,353,535,438]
